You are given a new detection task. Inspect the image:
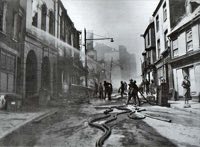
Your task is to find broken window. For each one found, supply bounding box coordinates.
[32,0,38,27]
[41,4,47,31]
[32,12,38,27]
[49,10,55,35]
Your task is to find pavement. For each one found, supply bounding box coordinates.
[169,100,200,115]
[0,108,58,140]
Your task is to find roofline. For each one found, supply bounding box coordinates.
[152,0,164,17]
[58,0,75,29]
[143,21,154,36]
[169,14,200,37]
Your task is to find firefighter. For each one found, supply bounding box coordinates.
[118,81,125,98]
[107,82,113,100]
[104,81,108,99]
[99,82,104,99]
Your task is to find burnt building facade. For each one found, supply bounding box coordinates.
[0,0,83,102]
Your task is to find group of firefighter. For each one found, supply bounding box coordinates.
[94,75,192,106]
[94,79,147,106]
[118,79,141,106]
[94,81,113,101]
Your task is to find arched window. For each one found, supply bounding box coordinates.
[49,10,55,35]
[41,4,47,31]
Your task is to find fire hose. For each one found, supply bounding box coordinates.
[89,105,171,147]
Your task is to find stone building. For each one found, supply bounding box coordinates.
[0,0,26,95]
[24,0,83,98]
[168,0,200,99]
[1,0,83,102]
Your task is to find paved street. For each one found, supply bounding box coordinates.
[0,94,199,147]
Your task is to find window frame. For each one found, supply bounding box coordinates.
[164,30,168,50]
[163,2,167,22]
[0,3,3,32]
[0,1,6,33]
[186,29,193,52]
[157,39,161,58]
[0,49,16,92]
[156,15,159,32]
[41,4,47,31]
[172,38,178,57]
[49,10,55,35]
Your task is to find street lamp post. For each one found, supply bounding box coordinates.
[84,28,114,87]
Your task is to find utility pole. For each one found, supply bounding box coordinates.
[84,28,88,87]
[110,57,113,83]
[84,29,114,86]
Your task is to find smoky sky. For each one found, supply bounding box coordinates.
[63,0,159,76]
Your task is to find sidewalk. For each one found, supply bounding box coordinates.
[0,108,57,140]
[169,100,200,115]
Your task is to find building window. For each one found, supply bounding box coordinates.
[1,50,15,72]
[18,15,22,38]
[1,50,6,69]
[13,13,18,40]
[146,31,150,46]
[186,29,193,51]
[32,12,38,27]
[41,4,47,31]
[156,15,159,32]
[172,39,178,57]
[164,30,168,50]
[157,39,160,58]
[68,33,71,45]
[0,50,15,93]
[13,11,23,41]
[0,2,4,31]
[32,0,38,27]
[0,1,6,33]
[163,2,167,22]
[49,11,55,35]
[60,12,65,41]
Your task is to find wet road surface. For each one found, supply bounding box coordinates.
[0,97,199,147]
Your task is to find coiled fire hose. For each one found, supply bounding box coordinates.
[89,105,171,147]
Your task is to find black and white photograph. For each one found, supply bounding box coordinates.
[0,0,200,146]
